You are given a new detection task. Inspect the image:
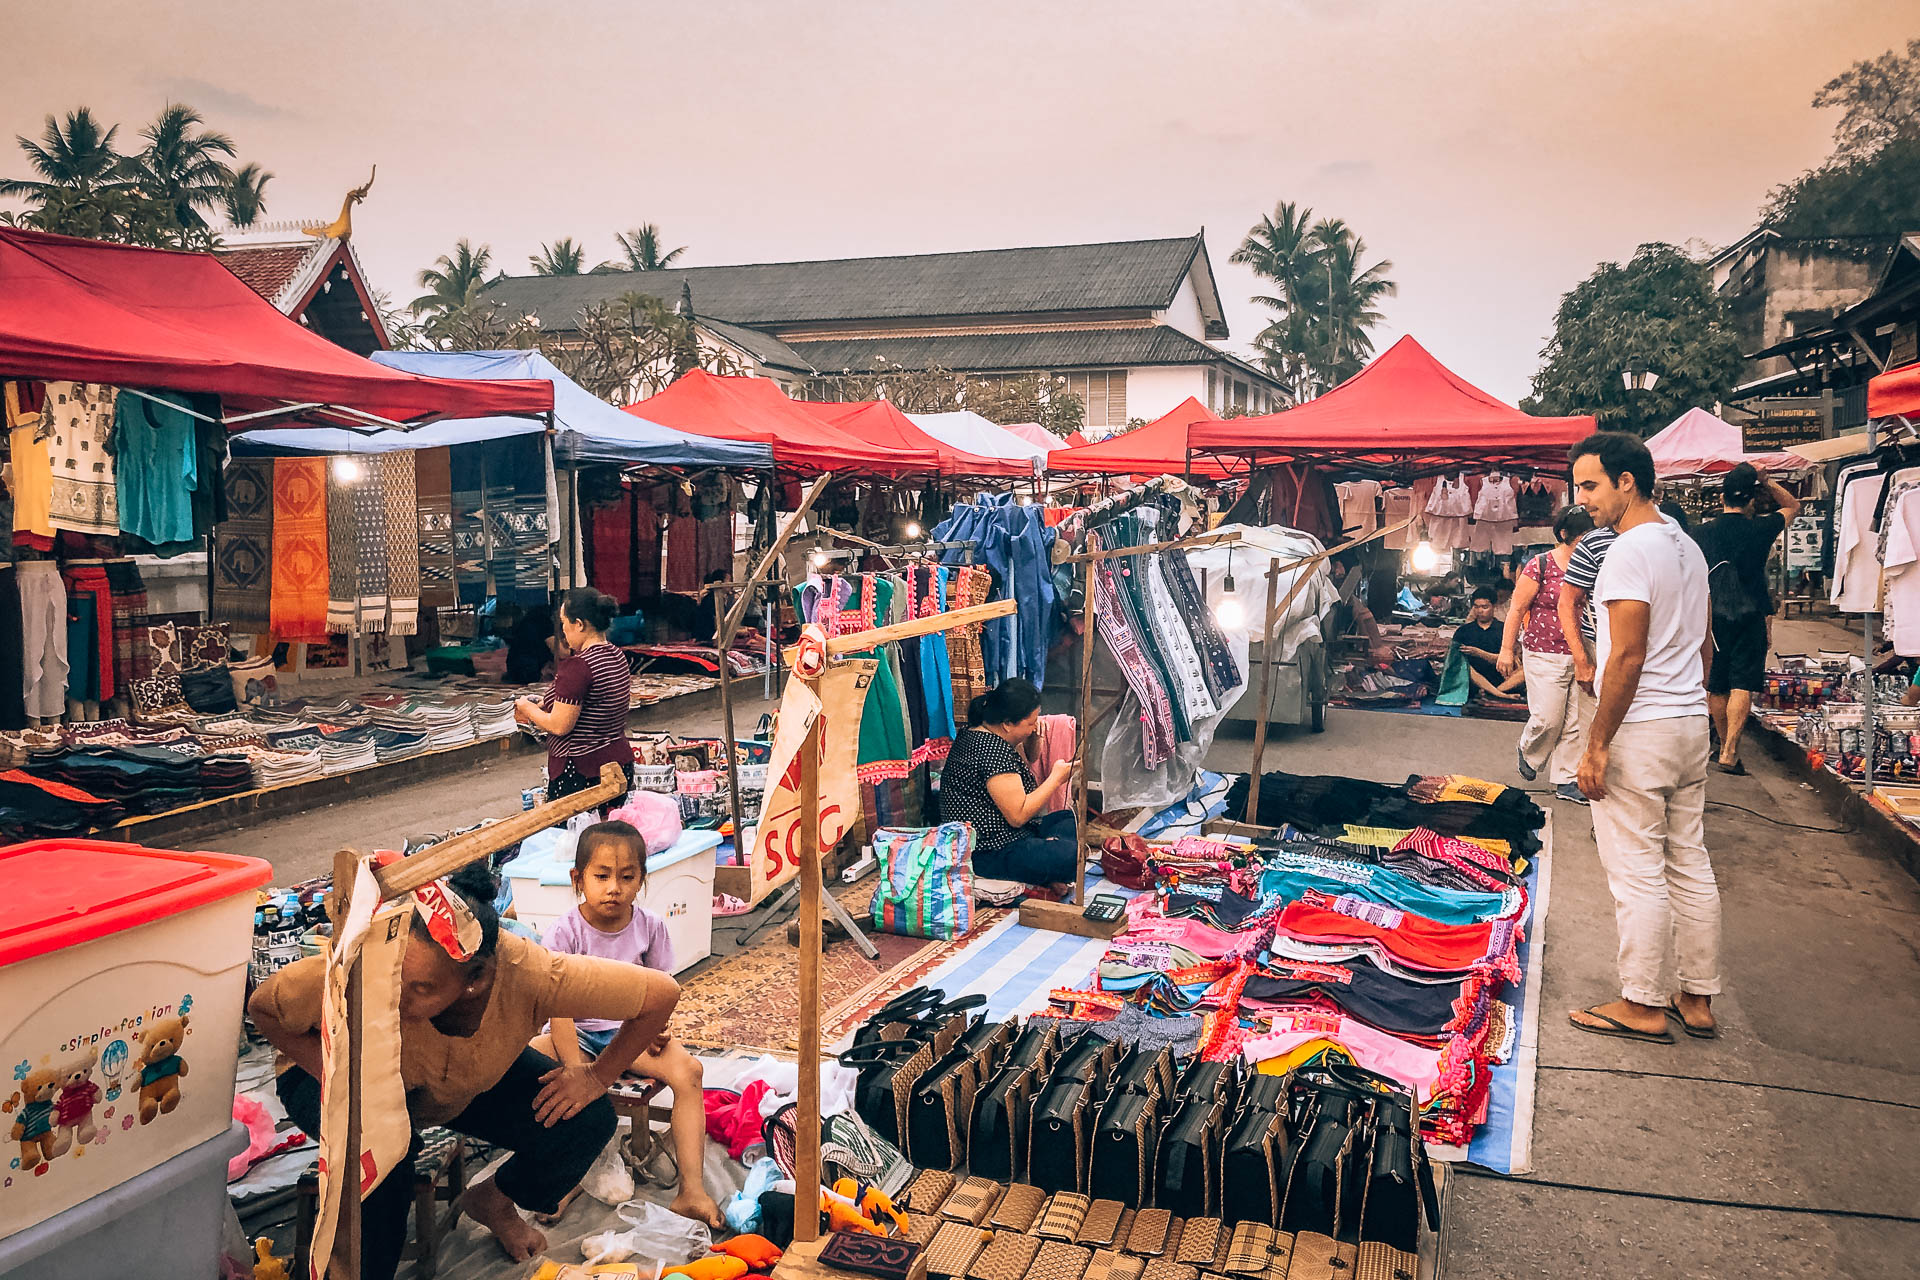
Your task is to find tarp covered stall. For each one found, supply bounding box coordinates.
[1188,336,1595,470]
[1645,407,1814,479]
[1003,422,1082,452]
[1047,396,1235,479]
[0,227,552,425]
[628,370,923,473]
[1871,360,1920,420]
[793,400,1032,478]
[906,410,1050,472]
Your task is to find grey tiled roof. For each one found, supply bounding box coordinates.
[697,317,815,374]
[787,326,1277,383]
[482,235,1206,330]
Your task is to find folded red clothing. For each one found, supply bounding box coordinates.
[1275,892,1520,980]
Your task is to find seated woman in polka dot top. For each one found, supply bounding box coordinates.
[938,678,1077,887]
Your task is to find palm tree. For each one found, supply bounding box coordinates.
[1232,201,1320,324]
[410,239,498,322]
[530,237,588,275]
[221,161,272,228]
[128,104,237,233]
[612,224,686,271]
[0,108,127,208]
[1310,219,1396,387]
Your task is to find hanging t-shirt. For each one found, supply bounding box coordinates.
[1830,472,1888,613]
[1336,479,1381,538]
[6,381,53,546]
[42,381,120,536]
[1878,487,1920,655]
[1594,515,1709,722]
[110,390,198,546]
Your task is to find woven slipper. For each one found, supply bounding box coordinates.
[1666,1002,1719,1039]
[1569,1006,1674,1043]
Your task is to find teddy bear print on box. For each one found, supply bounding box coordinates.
[3,995,193,1187]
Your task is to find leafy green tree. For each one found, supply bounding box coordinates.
[1525,242,1744,435]
[128,104,236,236]
[0,109,142,239]
[409,239,500,344]
[529,237,588,275]
[1762,38,1920,237]
[1233,202,1396,398]
[221,161,272,228]
[611,224,686,271]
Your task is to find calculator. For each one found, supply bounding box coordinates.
[1083,893,1127,923]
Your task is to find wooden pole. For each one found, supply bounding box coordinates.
[1244,558,1282,827]
[1058,527,1241,564]
[328,848,366,1280]
[724,473,833,639]
[1073,555,1096,905]
[715,590,748,857]
[821,597,1015,657]
[792,694,825,1244]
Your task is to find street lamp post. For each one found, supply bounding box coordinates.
[1621,358,1661,433]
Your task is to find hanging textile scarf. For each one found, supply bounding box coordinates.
[213,457,273,634]
[414,447,457,611]
[379,452,421,636]
[1092,548,1177,770]
[448,444,488,608]
[269,457,330,643]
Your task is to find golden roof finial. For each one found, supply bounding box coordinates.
[301,166,376,240]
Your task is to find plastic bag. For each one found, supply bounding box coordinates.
[581,1133,636,1206]
[582,1198,713,1265]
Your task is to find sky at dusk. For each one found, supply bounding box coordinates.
[6,0,1915,402]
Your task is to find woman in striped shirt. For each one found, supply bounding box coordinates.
[515,588,635,800]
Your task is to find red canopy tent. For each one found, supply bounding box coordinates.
[1047,396,1235,479]
[1870,361,1920,420]
[793,400,1029,478]
[625,370,921,474]
[1187,337,1595,472]
[0,227,552,425]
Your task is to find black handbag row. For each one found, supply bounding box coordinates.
[839,988,1440,1252]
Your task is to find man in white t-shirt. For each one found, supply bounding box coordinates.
[1567,431,1720,1044]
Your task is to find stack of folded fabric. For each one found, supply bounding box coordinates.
[1045,769,1540,1151]
[372,727,430,763]
[464,694,518,740]
[25,744,210,816]
[249,749,327,788]
[194,752,257,798]
[0,769,126,836]
[316,726,379,774]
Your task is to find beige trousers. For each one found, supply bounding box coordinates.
[1589,714,1721,1005]
[1518,650,1582,785]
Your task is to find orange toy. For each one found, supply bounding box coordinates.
[661,1259,749,1280]
[711,1236,784,1271]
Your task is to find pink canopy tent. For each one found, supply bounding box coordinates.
[1002,422,1084,452]
[1047,397,1234,479]
[1646,408,1813,479]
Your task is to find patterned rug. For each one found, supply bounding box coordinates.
[269,458,330,643]
[670,879,1008,1056]
[214,458,273,632]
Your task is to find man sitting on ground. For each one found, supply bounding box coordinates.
[1455,585,1525,701]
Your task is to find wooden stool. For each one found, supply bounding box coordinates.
[607,1073,676,1183]
[293,1128,467,1280]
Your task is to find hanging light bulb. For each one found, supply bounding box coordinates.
[1411,539,1439,573]
[904,520,922,539]
[1214,596,1246,630]
[809,542,829,570]
[331,456,366,485]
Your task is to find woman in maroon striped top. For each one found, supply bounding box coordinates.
[514,588,635,800]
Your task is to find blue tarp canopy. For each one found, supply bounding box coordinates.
[232,350,773,469]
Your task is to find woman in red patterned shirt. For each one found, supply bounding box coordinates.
[514,589,636,800]
[1499,506,1595,801]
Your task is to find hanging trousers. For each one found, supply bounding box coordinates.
[18,561,68,720]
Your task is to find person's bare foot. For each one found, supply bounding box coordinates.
[1569,997,1669,1037]
[461,1178,547,1261]
[1670,992,1717,1035]
[671,1186,725,1230]
[534,1184,584,1226]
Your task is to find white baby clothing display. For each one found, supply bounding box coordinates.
[1469,472,1518,554]
[1424,474,1473,550]
[1336,479,1382,538]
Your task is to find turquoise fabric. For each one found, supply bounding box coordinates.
[111,391,198,545]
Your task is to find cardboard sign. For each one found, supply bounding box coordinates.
[748,658,876,903]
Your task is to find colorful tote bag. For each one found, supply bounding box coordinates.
[870,822,975,940]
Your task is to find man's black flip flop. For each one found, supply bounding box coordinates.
[1666,1002,1719,1039]
[1569,1007,1675,1044]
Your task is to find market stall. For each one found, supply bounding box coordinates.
[0,229,560,835]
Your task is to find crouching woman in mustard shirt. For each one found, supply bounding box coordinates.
[249,863,679,1278]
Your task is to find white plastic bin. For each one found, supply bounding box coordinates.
[0,1120,247,1280]
[0,840,270,1244]
[505,830,720,972]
